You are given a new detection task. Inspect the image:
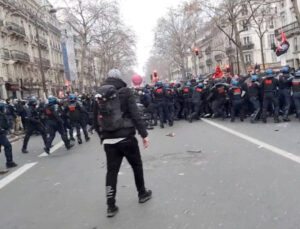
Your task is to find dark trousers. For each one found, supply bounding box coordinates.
[182,99,192,119]
[0,133,13,163]
[262,92,279,120]
[165,101,174,124]
[249,96,260,121]
[212,97,226,118]
[22,123,47,150]
[71,120,89,140]
[293,92,300,119]
[279,89,292,117]
[191,101,202,120]
[153,101,165,125]
[46,122,69,149]
[230,99,244,121]
[104,137,146,206]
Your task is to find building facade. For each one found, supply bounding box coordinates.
[0,0,65,99]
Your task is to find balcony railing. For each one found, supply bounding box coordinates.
[0,48,11,60]
[205,47,212,55]
[215,54,225,61]
[34,57,51,68]
[6,22,26,37]
[11,50,30,63]
[206,58,213,66]
[35,36,48,48]
[242,43,254,50]
[275,21,300,39]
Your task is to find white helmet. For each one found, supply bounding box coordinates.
[108,69,121,78]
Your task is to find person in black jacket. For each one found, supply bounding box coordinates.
[94,69,152,218]
[0,101,17,169]
[22,98,47,154]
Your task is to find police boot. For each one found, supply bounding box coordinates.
[169,121,173,127]
[160,123,164,129]
[6,161,18,169]
[66,142,75,150]
[85,136,90,142]
[70,136,75,141]
[78,137,82,144]
[22,148,29,154]
[274,117,280,123]
[107,205,119,218]
[283,114,290,122]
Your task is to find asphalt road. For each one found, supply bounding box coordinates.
[1,118,300,229]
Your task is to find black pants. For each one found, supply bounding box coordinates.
[71,119,89,140]
[22,123,47,150]
[262,92,279,121]
[46,122,69,149]
[0,133,13,163]
[249,96,260,121]
[104,137,146,206]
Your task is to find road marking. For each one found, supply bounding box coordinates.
[39,141,64,157]
[202,119,300,165]
[0,162,37,190]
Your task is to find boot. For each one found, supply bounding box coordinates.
[160,123,164,129]
[85,136,90,142]
[22,148,29,154]
[70,137,75,141]
[139,190,152,203]
[66,142,75,150]
[283,115,290,122]
[274,117,280,123]
[78,138,82,144]
[107,205,119,218]
[6,161,18,169]
[44,147,50,154]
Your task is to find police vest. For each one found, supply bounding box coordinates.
[292,79,300,93]
[263,78,276,91]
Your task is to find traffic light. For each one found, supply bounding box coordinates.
[194,48,199,56]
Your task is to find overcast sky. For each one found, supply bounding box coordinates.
[50,0,184,75]
[118,0,183,75]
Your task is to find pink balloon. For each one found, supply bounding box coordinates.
[132,74,143,86]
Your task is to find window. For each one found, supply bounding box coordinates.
[294,37,298,52]
[280,12,286,25]
[269,19,274,29]
[245,54,252,64]
[243,37,251,45]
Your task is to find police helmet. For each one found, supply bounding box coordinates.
[156,81,163,87]
[186,81,192,87]
[68,94,77,102]
[252,75,259,81]
[48,97,57,104]
[232,79,239,86]
[281,66,290,74]
[28,97,37,106]
[198,83,204,88]
[265,69,274,75]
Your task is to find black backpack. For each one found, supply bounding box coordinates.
[97,85,133,132]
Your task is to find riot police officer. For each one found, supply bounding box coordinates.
[229,79,245,122]
[0,101,17,169]
[190,82,204,122]
[292,70,300,121]
[152,81,165,128]
[182,82,193,120]
[44,97,74,154]
[261,69,280,123]
[65,95,90,144]
[164,84,175,126]
[246,75,261,123]
[279,66,294,121]
[22,98,47,154]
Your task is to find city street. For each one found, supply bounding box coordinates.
[1,119,300,229]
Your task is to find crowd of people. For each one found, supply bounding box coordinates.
[137,66,300,128]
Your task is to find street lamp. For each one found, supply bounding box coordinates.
[33,5,56,99]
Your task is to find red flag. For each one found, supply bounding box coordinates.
[281,30,287,43]
[214,65,223,79]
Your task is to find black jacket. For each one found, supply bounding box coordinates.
[94,77,148,140]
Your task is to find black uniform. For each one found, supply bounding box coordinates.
[246,80,261,122]
[22,105,47,153]
[279,73,293,121]
[164,87,175,126]
[229,85,245,122]
[292,77,300,121]
[261,76,280,123]
[152,86,165,128]
[44,103,72,153]
[190,86,204,121]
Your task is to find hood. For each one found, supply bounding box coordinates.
[103,77,127,90]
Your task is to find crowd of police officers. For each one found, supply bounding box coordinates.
[137,66,300,128]
[0,94,94,172]
[1,65,300,172]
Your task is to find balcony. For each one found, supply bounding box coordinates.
[242,43,254,50]
[55,63,65,72]
[0,48,11,60]
[205,47,212,55]
[6,22,26,38]
[10,50,30,63]
[215,54,225,61]
[35,36,48,49]
[275,21,300,40]
[34,57,51,68]
[206,58,213,66]
[48,23,61,37]
[226,46,235,55]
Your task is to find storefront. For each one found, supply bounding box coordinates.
[5,83,21,99]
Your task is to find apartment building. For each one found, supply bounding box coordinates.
[0,0,65,99]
